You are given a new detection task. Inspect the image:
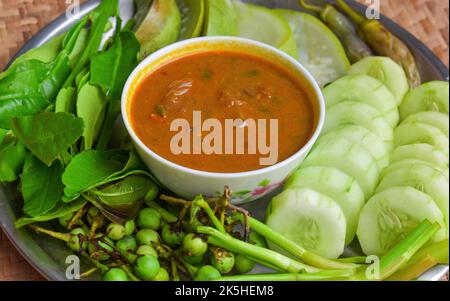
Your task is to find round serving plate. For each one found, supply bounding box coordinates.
[0,0,448,281]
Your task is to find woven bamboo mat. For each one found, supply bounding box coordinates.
[0,0,449,281]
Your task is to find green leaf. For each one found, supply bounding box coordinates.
[40,51,72,101]
[90,31,140,100]
[86,175,155,223]
[0,134,27,182]
[92,175,155,205]
[22,155,64,217]
[15,198,87,228]
[76,82,107,150]
[10,112,84,166]
[8,34,65,69]
[0,60,51,129]
[70,0,119,78]
[55,87,77,113]
[62,149,130,201]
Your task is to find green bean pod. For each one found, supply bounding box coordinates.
[336,0,421,87]
[320,5,373,63]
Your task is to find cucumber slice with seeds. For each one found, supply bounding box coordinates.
[380,159,448,179]
[323,101,394,149]
[285,166,365,245]
[177,0,205,39]
[203,0,238,36]
[390,144,449,170]
[348,56,409,105]
[323,74,399,126]
[232,2,299,59]
[394,122,449,156]
[399,81,449,120]
[376,163,449,236]
[357,187,446,256]
[316,125,390,171]
[266,188,347,259]
[275,9,350,87]
[402,112,449,137]
[302,137,379,198]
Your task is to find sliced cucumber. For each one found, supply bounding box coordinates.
[376,163,449,236]
[316,125,390,171]
[394,122,449,156]
[357,187,446,256]
[380,159,449,180]
[232,2,298,59]
[390,144,449,170]
[323,101,394,149]
[348,56,409,105]
[399,81,449,120]
[402,112,449,137]
[266,188,347,259]
[177,0,205,39]
[275,9,350,87]
[323,75,399,127]
[302,137,379,198]
[285,166,365,245]
[203,0,238,36]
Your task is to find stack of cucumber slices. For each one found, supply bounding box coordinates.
[358,80,449,256]
[267,56,450,260]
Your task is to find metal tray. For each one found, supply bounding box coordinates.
[0,0,448,281]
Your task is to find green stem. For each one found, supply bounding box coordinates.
[193,196,226,234]
[217,269,355,281]
[96,100,120,150]
[386,239,449,281]
[298,0,323,13]
[197,226,319,273]
[146,201,178,223]
[336,0,366,25]
[178,257,199,278]
[81,252,109,273]
[336,256,368,264]
[386,255,438,281]
[350,220,440,281]
[246,217,359,270]
[28,225,70,242]
[121,265,141,281]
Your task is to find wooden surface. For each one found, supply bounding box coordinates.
[0,0,449,281]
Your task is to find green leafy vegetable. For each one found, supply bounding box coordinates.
[0,60,51,129]
[22,155,64,217]
[76,83,107,150]
[0,134,27,182]
[86,175,155,223]
[90,31,140,101]
[204,0,238,36]
[55,87,77,113]
[15,198,87,228]
[10,112,84,166]
[62,149,143,201]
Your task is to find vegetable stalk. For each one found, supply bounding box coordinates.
[350,220,440,280]
[217,270,355,281]
[197,226,320,273]
[244,216,359,270]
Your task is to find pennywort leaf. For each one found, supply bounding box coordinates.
[10,112,84,166]
[22,155,64,217]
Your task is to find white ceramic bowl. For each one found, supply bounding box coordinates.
[122,36,325,203]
